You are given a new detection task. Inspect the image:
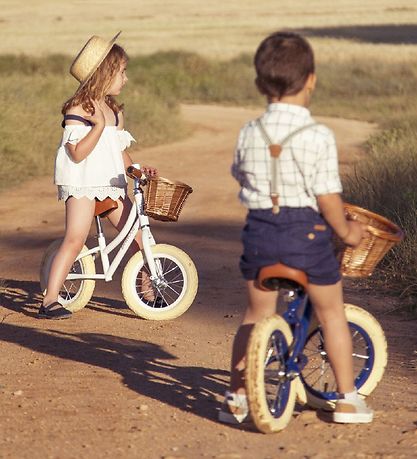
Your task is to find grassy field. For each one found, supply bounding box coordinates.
[1,0,416,302]
[1,0,417,59]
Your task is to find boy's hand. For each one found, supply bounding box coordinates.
[342,221,365,247]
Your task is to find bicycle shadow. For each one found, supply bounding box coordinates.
[0,320,228,422]
[0,278,230,422]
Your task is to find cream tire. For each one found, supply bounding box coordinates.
[245,315,297,433]
[121,244,198,320]
[39,238,96,312]
[297,303,388,410]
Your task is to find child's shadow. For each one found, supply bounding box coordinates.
[0,321,228,422]
[0,279,228,422]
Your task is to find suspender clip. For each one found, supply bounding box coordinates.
[271,194,280,214]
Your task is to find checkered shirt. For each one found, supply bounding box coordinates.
[231,103,342,212]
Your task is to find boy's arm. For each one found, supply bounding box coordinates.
[317,193,364,246]
[313,131,364,246]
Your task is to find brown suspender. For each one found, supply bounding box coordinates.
[255,119,318,214]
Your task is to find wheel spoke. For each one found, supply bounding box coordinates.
[136,255,187,307]
[352,353,369,360]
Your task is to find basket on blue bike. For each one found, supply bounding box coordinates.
[337,203,404,278]
[145,176,193,222]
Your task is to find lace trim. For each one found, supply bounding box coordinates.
[57,185,126,201]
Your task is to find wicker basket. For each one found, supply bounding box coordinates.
[144,176,193,222]
[337,203,403,277]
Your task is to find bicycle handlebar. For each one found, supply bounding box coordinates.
[126,164,144,180]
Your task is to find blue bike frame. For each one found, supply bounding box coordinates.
[282,291,313,378]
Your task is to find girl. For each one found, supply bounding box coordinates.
[39,32,157,319]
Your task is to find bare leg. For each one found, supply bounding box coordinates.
[106,195,143,252]
[106,195,154,300]
[307,280,354,394]
[43,197,95,307]
[230,280,277,393]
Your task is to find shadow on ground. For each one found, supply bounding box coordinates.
[291,24,417,44]
[0,282,228,422]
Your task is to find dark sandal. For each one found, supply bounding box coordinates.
[38,302,72,320]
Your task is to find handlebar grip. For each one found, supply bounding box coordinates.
[126,164,143,180]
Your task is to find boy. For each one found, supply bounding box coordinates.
[219,31,373,425]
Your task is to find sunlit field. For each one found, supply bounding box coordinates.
[1,0,417,60]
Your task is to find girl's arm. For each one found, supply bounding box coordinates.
[117,111,133,169]
[65,101,105,163]
[118,111,157,176]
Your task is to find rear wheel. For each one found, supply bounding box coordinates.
[39,239,96,312]
[245,315,297,433]
[297,304,387,410]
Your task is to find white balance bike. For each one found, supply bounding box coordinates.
[40,164,198,320]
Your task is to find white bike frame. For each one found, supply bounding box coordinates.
[66,164,158,283]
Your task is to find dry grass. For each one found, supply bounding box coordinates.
[1,0,417,59]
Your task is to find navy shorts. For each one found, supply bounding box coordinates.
[240,207,341,286]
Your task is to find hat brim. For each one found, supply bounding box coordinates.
[77,31,122,89]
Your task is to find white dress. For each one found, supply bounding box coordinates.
[54,124,135,201]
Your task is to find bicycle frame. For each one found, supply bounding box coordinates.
[280,289,314,378]
[66,165,158,283]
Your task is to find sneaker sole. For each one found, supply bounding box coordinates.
[333,412,373,423]
[37,312,72,320]
[218,410,250,425]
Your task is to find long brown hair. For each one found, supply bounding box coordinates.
[62,44,128,115]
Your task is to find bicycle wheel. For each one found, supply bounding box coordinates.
[297,303,387,410]
[39,239,96,312]
[245,315,297,433]
[121,243,198,320]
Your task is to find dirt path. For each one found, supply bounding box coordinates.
[0,105,415,459]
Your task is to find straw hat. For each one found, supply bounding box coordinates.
[70,31,121,85]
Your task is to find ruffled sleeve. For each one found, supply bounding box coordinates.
[62,125,90,146]
[117,129,136,151]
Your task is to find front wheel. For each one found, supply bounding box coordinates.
[121,243,198,320]
[297,304,388,410]
[245,315,297,433]
[39,239,96,312]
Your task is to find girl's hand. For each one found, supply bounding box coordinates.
[342,221,366,247]
[85,100,105,127]
[141,165,158,177]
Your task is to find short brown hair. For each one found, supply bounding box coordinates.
[254,32,315,99]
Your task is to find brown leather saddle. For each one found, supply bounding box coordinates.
[94,197,118,218]
[257,263,308,292]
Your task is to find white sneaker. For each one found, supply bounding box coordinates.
[218,391,251,424]
[333,391,374,424]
